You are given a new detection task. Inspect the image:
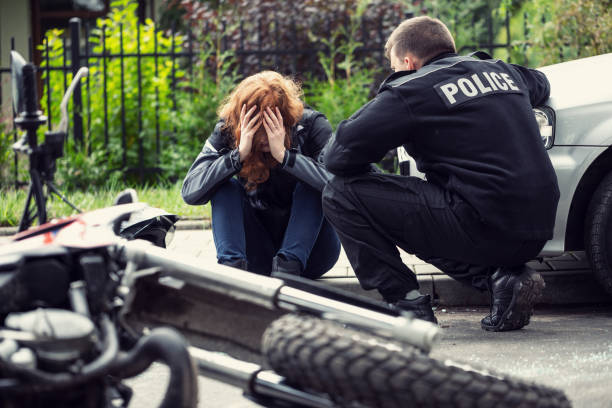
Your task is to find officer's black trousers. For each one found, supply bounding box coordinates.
[322,173,546,302]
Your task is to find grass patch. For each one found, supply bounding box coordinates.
[0,182,209,227]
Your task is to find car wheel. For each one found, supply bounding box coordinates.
[585,171,612,297]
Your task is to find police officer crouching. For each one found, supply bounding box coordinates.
[322,16,559,331]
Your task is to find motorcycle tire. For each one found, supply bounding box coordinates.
[262,314,571,408]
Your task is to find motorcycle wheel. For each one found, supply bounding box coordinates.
[262,314,571,408]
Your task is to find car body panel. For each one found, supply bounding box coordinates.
[538,53,612,114]
[541,145,606,256]
[550,104,612,146]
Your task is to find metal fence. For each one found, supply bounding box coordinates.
[0,9,514,186]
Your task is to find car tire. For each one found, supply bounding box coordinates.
[585,171,612,296]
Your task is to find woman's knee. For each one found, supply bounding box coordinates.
[211,178,243,205]
[293,181,322,207]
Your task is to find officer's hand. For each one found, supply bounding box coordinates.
[263,106,286,163]
[238,104,261,162]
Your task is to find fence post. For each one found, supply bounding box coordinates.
[69,17,84,148]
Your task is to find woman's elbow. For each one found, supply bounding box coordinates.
[181,180,201,205]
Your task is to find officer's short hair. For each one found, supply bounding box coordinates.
[385,16,456,63]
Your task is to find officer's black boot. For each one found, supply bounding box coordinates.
[481,265,545,332]
[219,258,248,271]
[271,255,302,277]
[392,294,438,324]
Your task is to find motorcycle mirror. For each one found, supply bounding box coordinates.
[113,188,139,206]
[57,66,89,134]
[10,51,26,116]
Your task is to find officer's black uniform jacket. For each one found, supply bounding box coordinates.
[182,107,332,211]
[324,53,560,241]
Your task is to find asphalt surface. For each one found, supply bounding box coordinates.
[432,306,612,408]
[125,305,612,408]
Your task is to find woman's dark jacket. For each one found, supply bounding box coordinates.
[181,107,332,211]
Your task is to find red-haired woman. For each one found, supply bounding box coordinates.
[182,71,340,277]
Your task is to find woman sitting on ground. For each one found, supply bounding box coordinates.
[181,71,340,278]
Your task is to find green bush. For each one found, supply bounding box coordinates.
[422,0,504,54]
[40,0,185,190]
[27,0,595,196]
[0,119,13,188]
[499,0,612,67]
[305,71,376,130]
[304,0,378,129]
[165,33,239,177]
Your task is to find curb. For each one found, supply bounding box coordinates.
[320,269,611,307]
[0,227,16,237]
[0,219,210,237]
[175,220,211,230]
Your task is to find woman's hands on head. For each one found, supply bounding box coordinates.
[238,104,287,164]
[263,106,287,163]
[238,104,261,162]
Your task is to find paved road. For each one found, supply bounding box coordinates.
[125,305,612,408]
[432,306,612,408]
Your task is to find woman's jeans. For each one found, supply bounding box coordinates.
[211,178,341,278]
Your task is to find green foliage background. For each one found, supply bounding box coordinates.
[1,0,610,203]
[40,0,188,190]
[303,0,378,129]
[498,0,612,66]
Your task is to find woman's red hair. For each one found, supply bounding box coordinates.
[218,71,304,190]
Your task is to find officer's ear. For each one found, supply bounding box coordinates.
[404,54,420,71]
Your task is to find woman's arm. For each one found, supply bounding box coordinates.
[181,121,242,205]
[280,113,334,192]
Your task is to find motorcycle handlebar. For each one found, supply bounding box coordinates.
[58,67,88,134]
[120,240,440,352]
[21,64,39,119]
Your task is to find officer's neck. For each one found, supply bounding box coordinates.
[421,52,458,67]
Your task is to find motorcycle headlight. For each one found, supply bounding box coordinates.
[533,107,555,149]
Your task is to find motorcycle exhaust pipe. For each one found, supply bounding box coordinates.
[188,346,334,408]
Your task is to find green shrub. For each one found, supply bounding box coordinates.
[162,0,411,78]
[0,119,13,188]
[499,0,612,67]
[40,0,185,190]
[165,33,239,178]
[304,0,378,129]
[305,71,376,130]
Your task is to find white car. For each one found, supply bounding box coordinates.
[397,53,612,296]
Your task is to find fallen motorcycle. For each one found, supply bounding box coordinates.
[0,52,572,408]
[0,203,572,408]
